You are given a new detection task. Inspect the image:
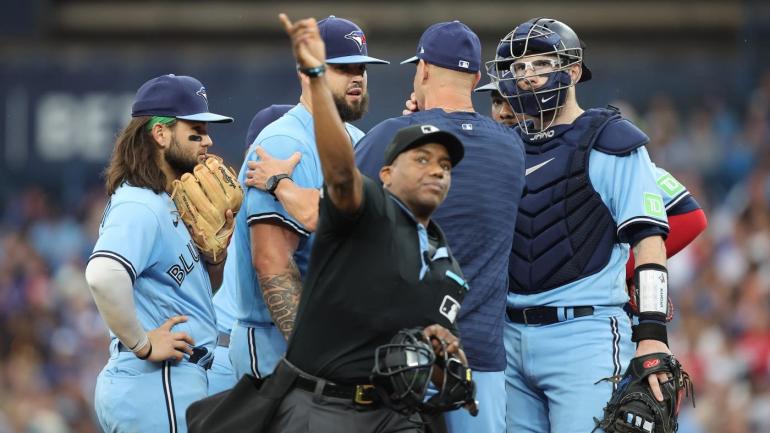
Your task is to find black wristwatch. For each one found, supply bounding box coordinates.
[265,174,292,196]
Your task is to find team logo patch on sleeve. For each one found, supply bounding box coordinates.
[439,295,461,323]
[643,192,665,218]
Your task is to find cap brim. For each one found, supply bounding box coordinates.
[473,82,498,93]
[176,113,234,123]
[400,56,419,65]
[326,55,390,64]
[409,131,464,168]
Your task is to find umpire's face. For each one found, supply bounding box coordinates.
[380,142,452,218]
[325,63,369,122]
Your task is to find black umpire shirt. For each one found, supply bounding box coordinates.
[286,176,469,385]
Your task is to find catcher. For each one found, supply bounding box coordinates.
[85,74,240,433]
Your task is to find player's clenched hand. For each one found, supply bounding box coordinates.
[402,92,419,116]
[423,324,467,366]
[140,315,195,362]
[245,147,301,190]
[279,13,325,69]
[635,338,673,402]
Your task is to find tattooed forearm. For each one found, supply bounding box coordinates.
[259,260,302,340]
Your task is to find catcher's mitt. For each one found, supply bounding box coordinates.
[594,353,694,433]
[171,155,243,263]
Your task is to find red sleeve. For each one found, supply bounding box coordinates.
[625,208,708,277]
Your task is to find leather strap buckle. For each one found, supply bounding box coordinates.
[521,307,537,326]
[354,384,375,405]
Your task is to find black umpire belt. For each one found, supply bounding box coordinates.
[118,343,214,370]
[507,306,594,326]
[294,375,378,406]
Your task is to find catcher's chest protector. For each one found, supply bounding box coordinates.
[509,109,618,295]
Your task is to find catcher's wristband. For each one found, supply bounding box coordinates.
[634,263,669,322]
[632,321,668,346]
[298,64,326,78]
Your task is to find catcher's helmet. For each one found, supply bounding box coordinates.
[487,18,590,133]
[371,328,435,415]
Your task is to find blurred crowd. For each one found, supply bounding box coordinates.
[2,71,770,433]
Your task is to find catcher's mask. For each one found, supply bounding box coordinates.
[423,338,478,416]
[371,328,435,415]
[486,18,590,135]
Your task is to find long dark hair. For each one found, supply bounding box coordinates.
[104,116,175,196]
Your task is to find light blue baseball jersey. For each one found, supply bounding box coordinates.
[91,183,217,352]
[233,104,365,325]
[507,146,669,309]
[652,164,692,211]
[212,242,238,335]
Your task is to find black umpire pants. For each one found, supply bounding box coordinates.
[267,386,424,433]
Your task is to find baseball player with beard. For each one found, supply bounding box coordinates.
[85,74,233,433]
[243,21,527,433]
[207,104,293,395]
[229,16,389,381]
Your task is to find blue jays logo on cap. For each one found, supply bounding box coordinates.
[318,15,389,65]
[344,31,367,53]
[195,87,208,103]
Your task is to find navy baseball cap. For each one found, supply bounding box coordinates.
[384,124,464,168]
[244,104,292,149]
[131,74,233,123]
[318,16,389,65]
[401,21,481,73]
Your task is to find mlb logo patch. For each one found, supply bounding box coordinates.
[461,123,473,131]
[421,125,439,134]
[458,60,470,69]
[439,295,461,323]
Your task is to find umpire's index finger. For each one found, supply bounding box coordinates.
[278,13,293,34]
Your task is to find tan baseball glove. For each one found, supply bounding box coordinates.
[171,155,243,264]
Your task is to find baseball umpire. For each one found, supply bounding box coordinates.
[228,15,389,381]
[85,74,234,433]
[188,14,474,433]
[354,20,526,433]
